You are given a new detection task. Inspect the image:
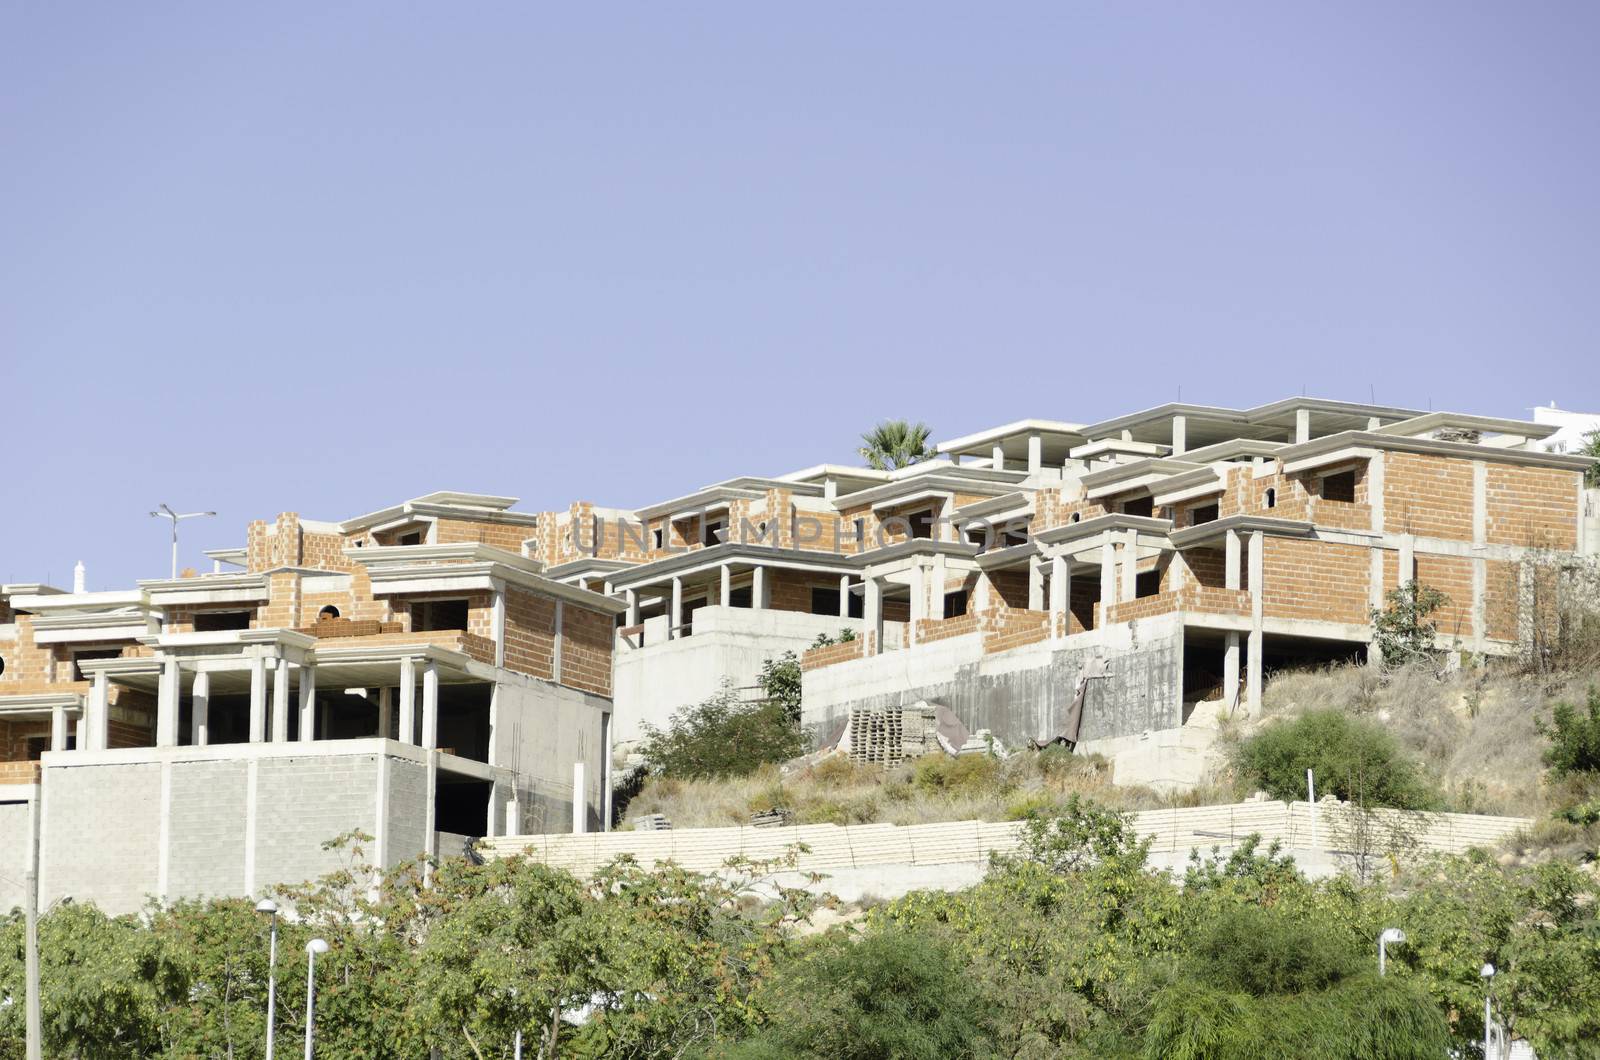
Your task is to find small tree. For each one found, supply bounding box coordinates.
[858,420,935,471]
[1370,580,1450,666]
[756,650,803,723]
[1579,426,1600,488]
[1540,685,1600,777]
[638,680,807,778]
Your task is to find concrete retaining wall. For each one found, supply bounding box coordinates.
[800,616,1186,751]
[37,740,435,915]
[613,605,876,743]
[484,800,1530,881]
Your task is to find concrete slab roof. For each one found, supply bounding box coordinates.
[936,419,1088,461]
[1077,397,1425,450]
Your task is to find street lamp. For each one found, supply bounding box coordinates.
[148,504,216,579]
[256,899,279,1060]
[304,938,329,1060]
[1481,963,1496,1060]
[1378,927,1406,976]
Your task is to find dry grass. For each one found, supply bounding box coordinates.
[622,749,1237,829]
[1253,658,1596,820]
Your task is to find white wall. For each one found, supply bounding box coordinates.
[612,605,872,744]
[491,674,610,833]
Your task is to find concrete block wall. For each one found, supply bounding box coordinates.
[35,744,440,915]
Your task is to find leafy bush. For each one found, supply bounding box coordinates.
[1540,685,1600,777]
[639,680,807,778]
[910,752,1005,794]
[1233,708,1439,809]
[1370,581,1450,665]
[756,650,803,722]
[726,929,996,1059]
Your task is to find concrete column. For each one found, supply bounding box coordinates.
[669,577,683,639]
[625,589,639,626]
[572,762,587,834]
[1398,533,1415,588]
[1026,559,1043,610]
[399,657,416,744]
[157,656,180,748]
[74,710,85,750]
[1295,408,1311,444]
[864,577,882,655]
[298,664,317,743]
[271,657,290,743]
[720,564,731,607]
[552,600,565,682]
[602,711,614,832]
[909,563,925,645]
[421,660,439,751]
[1223,632,1241,706]
[932,554,948,620]
[378,686,393,740]
[248,656,267,743]
[1225,528,1242,590]
[88,671,109,750]
[1472,461,1487,547]
[191,671,210,747]
[1366,415,1381,431]
[838,574,851,618]
[992,444,1005,471]
[492,587,506,668]
[1120,529,1139,603]
[49,704,67,753]
[1171,414,1187,456]
[1027,434,1043,474]
[1100,538,1117,613]
[1247,531,1265,713]
[1049,554,1069,637]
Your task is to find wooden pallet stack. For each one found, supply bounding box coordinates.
[847,706,939,769]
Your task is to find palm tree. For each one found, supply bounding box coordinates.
[858,420,936,471]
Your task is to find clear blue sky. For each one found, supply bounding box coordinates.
[3,3,1596,588]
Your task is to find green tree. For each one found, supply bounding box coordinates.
[1233,708,1440,810]
[858,420,935,471]
[725,929,997,1060]
[756,650,803,723]
[1370,581,1451,665]
[639,679,808,778]
[1579,427,1600,488]
[1540,685,1600,776]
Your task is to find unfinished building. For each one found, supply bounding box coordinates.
[0,492,622,914]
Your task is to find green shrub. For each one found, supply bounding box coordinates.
[1370,581,1450,665]
[756,651,803,722]
[1233,709,1439,809]
[725,929,997,1059]
[910,752,1005,795]
[639,680,807,778]
[1540,686,1600,777]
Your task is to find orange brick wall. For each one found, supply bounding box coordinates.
[1413,554,1475,639]
[1384,453,1474,539]
[560,604,614,696]
[503,587,557,680]
[1260,538,1370,624]
[1485,464,1579,549]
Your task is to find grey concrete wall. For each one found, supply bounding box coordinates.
[384,755,430,869]
[40,760,162,915]
[801,617,1185,750]
[493,676,608,833]
[36,743,441,915]
[0,800,30,912]
[168,759,249,901]
[255,754,382,889]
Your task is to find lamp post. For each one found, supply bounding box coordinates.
[256,899,279,1060]
[1378,927,1406,976]
[304,938,329,1060]
[148,504,216,579]
[1481,963,1496,1060]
